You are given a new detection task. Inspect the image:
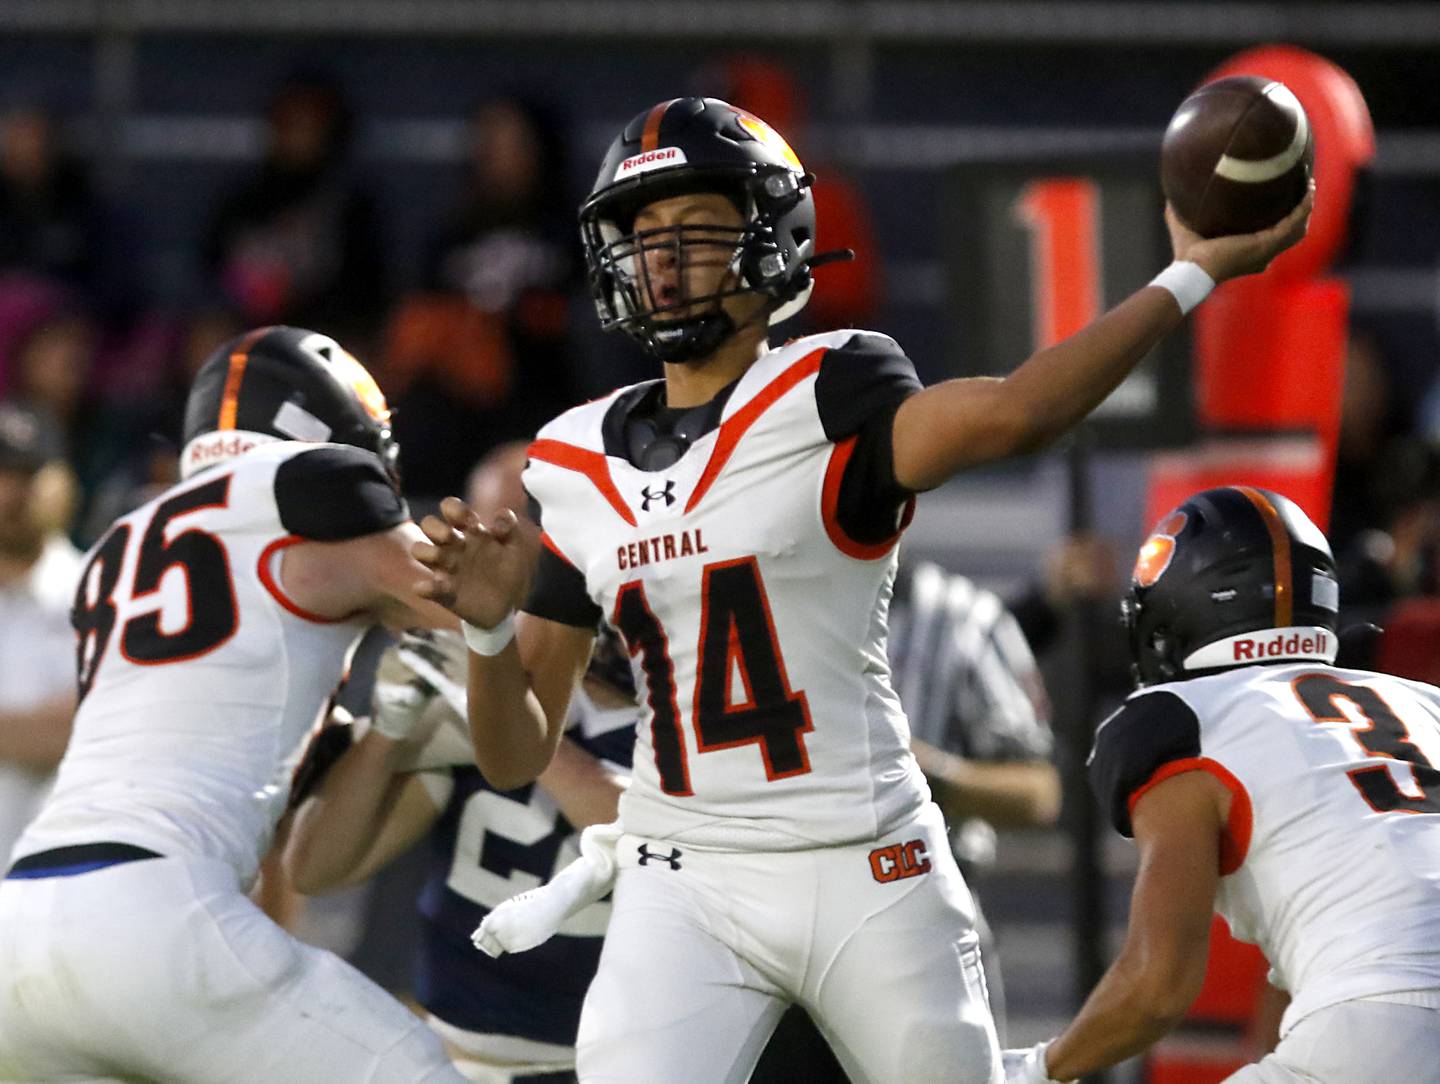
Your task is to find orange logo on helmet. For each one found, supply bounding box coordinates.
[329,347,390,423]
[735,111,803,172]
[1133,511,1188,588]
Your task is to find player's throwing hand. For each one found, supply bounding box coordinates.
[1165,179,1314,283]
[412,497,533,630]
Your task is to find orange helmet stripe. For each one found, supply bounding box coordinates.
[641,99,680,153]
[217,327,270,431]
[1236,486,1293,628]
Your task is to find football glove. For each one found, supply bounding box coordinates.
[1002,1042,1061,1084]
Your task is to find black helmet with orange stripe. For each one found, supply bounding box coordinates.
[1123,486,1340,687]
[181,326,398,482]
[580,96,832,363]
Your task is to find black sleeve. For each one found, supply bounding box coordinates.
[274,445,408,541]
[814,332,923,443]
[523,544,603,628]
[520,492,602,628]
[815,333,924,545]
[1086,690,1202,837]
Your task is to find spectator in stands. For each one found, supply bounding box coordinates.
[205,71,387,347]
[692,55,883,332]
[0,402,81,864]
[0,105,112,300]
[6,312,112,503]
[1337,436,1440,619]
[384,96,581,500]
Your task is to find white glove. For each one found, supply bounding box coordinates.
[366,631,475,769]
[370,676,434,742]
[1002,1042,1059,1084]
[472,821,624,957]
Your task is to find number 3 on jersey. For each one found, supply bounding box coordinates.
[614,557,813,796]
[1294,674,1440,815]
[73,475,238,700]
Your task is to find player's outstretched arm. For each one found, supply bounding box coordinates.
[413,497,594,791]
[285,746,440,895]
[894,186,1314,491]
[1008,770,1225,1083]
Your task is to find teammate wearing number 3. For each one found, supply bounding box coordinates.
[0,328,468,1082]
[1004,488,1440,1084]
[412,98,1313,1084]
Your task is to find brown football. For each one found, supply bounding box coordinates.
[1161,75,1313,238]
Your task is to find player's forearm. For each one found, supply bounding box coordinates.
[894,287,1182,488]
[916,744,1061,828]
[538,737,626,829]
[0,695,75,771]
[284,731,411,894]
[466,642,563,791]
[1044,953,1194,1081]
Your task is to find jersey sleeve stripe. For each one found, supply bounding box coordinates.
[820,435,915,560]
[257,535,350,625]
[685,348,826,514]
[540,530,580,569]
[528,439,637,526]
[1126,755,1254,875]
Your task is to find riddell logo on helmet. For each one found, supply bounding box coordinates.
[1232,631,1326,661]
[615,147,687,179]
[181,430,279,478]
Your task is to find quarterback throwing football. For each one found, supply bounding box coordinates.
[413,97,1312,1084]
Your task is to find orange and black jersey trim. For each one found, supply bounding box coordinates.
[521,333,922,629]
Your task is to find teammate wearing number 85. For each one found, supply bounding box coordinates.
[1004,487,1440,1084]
[413,97,1313,1084]
[0,327,467,1083]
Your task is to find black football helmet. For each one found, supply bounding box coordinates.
[181,326,398,480]
[1124,486,1340,687]
[579,96,824,364]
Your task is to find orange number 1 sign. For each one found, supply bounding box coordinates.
[1014,178,1102,350]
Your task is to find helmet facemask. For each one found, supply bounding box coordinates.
[581,168,813,364]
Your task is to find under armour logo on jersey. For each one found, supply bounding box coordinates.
[640,481,676,511]
[637,843,683,870]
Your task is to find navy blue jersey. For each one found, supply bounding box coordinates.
[414,699,635,1044]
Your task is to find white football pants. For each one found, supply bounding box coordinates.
[1225,995,1440,1083]
[575,802,1001,1084]
[0,854,466,1083]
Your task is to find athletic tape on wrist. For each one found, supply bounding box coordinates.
[462,613,516,656]
[1150,261,1215,315]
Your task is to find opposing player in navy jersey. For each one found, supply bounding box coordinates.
[0,327,466,1083]
[1004,487,1440,1084]
[412,97,1314,1084]
[285,452,636,1083]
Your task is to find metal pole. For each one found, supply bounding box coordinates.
[1064,434,1110,1084]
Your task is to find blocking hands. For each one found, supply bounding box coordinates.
[1166,180,1314,283]
[413,497,535,631]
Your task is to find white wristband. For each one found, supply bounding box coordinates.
[1149,260,1215,316]
[461,613,516,656]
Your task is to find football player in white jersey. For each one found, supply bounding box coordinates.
[0,327,467,1083]
[1004,486,1440,1084]
[411,97,1313,1084]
